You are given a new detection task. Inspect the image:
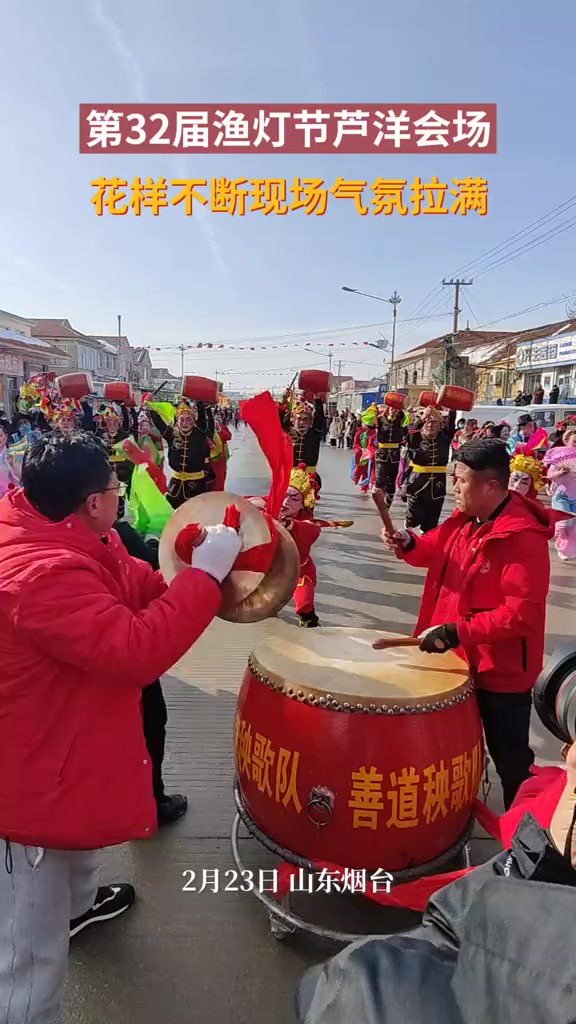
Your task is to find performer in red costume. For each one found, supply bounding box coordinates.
[352,421,377,494]
[280,464,353,628]
[279,466,322,627]
[240,393,352,628]
[208,419,232,492]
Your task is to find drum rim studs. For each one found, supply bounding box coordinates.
[246,655,476,716]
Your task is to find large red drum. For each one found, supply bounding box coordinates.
[437,385,475,412]
[418,390,439,408]
[298,370,330,397]
[55,372,93,400]
[383,392,407,411]
[182,375,219,403]
[104,381,134,404]
[235,627,483,872]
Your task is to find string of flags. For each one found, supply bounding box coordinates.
[145,340,379,353]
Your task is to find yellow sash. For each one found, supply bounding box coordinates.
[409,462,447,474]
[172,470,205,481]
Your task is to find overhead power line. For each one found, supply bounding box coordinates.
[405,192,576,333]
[447,194,576,279]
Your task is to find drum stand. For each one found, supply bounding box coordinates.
[231,779,473,944]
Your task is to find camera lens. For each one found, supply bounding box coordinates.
[534,648,576,746]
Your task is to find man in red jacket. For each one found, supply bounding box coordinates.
[0,433,241,1023]
[382,439,553,810]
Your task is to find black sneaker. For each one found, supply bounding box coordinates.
[157,793,188,827]
[70,884,135,938]
[298,611,320,628]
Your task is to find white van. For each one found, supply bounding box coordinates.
[457,404,575,437]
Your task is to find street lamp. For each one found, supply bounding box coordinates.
[341,286,401,387]
[304,344,333,375]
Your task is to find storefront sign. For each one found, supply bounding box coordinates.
[0,352,24,375]
[516,333,576,370]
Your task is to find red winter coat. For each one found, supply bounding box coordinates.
[0,489,221,850]
[403,493,553,692]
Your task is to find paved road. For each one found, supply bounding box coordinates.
[63,428,576,1023]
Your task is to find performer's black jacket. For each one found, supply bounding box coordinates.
[376,414,406,464]
[403,409,457,499]
[282,399,326,468]
[297,814,576,1024]
[149,403,211,476]
[95,405,131,461]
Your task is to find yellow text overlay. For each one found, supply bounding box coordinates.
[90,176,488,217]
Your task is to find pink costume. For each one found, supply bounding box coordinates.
[0,448,19,499]
[544,445,576,560]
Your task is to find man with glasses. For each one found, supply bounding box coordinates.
[0,432,241,1024]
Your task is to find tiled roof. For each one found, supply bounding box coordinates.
[0,328,67,358]
[0,309,36,326]
[396,319,576,366]
[503,319,576,346]
[93,338,119,355]
[397,329,512,362]
[96,335,129,348]
[151,367,179,379]
[30,319,101,346]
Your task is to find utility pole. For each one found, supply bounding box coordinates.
[388,290,401,388]
[177,344,185,379]
[442,278,472,384]
[504,342,512,402]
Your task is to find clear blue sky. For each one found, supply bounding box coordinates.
[1,0,575,390]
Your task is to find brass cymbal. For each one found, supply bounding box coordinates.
[159,490,300,623]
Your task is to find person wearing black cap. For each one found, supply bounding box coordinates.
[507,413,535,454]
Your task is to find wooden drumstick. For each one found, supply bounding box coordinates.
[372,637,421,651]
[372,488,395,537]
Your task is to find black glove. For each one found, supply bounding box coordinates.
[419,623,459,653]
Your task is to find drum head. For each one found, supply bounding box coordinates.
[250,625,470,706]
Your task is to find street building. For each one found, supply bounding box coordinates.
[0,310,69,416]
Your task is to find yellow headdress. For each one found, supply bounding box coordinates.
[293,399,314,418]
[19,381,42,404]
[175,396,197,417]
[509,453,544,492]
[289,464,316,508]
[96,405,122,428]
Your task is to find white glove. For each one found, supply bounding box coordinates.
[191,524,242,584]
